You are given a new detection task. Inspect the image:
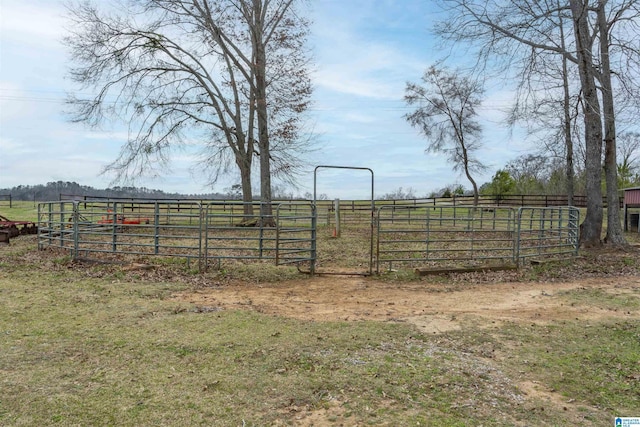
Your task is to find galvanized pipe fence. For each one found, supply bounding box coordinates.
[37,201,316,272]
[38,200,578,275]
[376,205,579,273]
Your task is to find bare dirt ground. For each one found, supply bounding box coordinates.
[173,274,640,333]
[172,272,640,425]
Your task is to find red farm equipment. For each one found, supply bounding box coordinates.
[0,215,38,243]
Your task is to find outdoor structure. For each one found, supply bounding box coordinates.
[622,187,640,232]
[34,166,581,274]
[37,200,317,272]
[36,199,579,274]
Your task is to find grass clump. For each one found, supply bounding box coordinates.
[497,321,640,414]
[558,287,640,312]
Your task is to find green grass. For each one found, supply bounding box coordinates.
[436,319,640,424]
[559,287,640,312]
[0,200,39,222]
[0,264,521,426]
[1,224,639,425]
[499,321,639,413]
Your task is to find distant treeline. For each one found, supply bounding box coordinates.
[0,181,225,202]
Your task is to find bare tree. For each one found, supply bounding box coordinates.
[568,0,605,246]
[434,0,640,246]
[505,154,549,194]
[379,187,417,200]
[405,66,486,206]
[506,2,580,206]
[65,0,311,220]
[618,131,640,187]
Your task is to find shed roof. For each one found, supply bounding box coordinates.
[622,186,640,191]
[624,187,640,205]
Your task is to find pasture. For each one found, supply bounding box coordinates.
[1,201,639,425]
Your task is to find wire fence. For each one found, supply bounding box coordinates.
[59,192,623,209]
[0,194,11,208]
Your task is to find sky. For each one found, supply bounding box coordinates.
[0,0,532,200]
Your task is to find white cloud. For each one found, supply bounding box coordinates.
[312,37,428,100]
[0,136,20,151]
[0,0,538,198]
[0,1,67,46]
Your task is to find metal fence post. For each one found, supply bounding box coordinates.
[72,202,79,260]
[515,208,523,265]
[154,203,160,255]
[310,204,317,275]
[259,203,265,258]
[59,202,65,249]
[111,202,118,252]
[198,203,204,272]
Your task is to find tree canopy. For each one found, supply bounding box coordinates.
[405,66,486,206]
[65,0,312,219]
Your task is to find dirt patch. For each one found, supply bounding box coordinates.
[172,274,640,425]
[173,275,640,333]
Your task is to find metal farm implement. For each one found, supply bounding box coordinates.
[0,214,38,243]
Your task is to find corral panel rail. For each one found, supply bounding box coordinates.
[516,207,580,262]
[376,204,579,273]
[201,201,316,271]
[376,205,518,273]
[275,203,316,273]
[38,200,316,272]
[38,200,204,266]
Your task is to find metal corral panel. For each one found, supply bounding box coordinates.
[624,187,640,206]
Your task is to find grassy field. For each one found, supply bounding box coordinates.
[0,201,39,222]
[2,229,640,425]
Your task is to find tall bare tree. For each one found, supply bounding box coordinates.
[568,0,605,246]
[507,48,581,204]
[65,0,311,220]
[506,2,579,206]
[405,66,486,206]
[435,0,640,246]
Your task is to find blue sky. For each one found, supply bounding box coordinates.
[0,0,531,199]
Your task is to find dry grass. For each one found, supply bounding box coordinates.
[2,236,640,425]
[1,204,640,425]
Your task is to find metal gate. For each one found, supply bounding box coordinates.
[38,200,317,272]
[376,204,580,273]
[275,202,317,273]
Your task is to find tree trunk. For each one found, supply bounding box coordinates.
[252,0,275,227]
[598,1,626,246]
[563,89,575,207]
[570,0,603,247]
[465,168,479,206]
[238,156,254,217]
[459,139,480,206]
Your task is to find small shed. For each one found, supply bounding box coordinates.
[623,186,640,232]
